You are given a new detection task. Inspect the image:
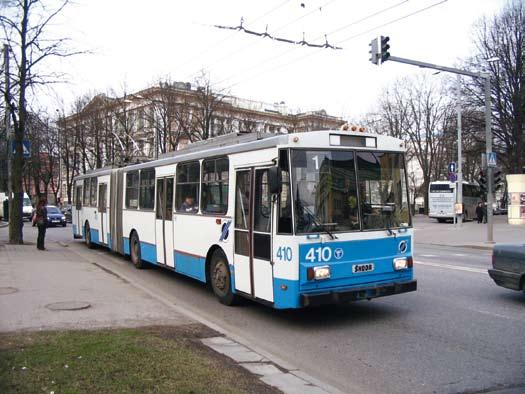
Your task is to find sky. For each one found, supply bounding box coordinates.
[35,0,506,120]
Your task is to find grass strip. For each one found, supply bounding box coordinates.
[0,324,279,394]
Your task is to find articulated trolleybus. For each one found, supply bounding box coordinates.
[72,130,416,309]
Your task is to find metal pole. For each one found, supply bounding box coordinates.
[4,44,12,219]
[457,74,463,227]
[484,75,494,243]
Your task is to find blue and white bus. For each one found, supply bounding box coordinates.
[72,130,416,309]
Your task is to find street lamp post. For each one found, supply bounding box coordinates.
[456,74,463,227]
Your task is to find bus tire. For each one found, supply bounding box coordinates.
[130,232,145,269]
[210,250,238,306]
[437,218,445,223]
[85,222,94,249]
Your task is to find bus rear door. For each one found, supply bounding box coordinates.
[155,177,174,267]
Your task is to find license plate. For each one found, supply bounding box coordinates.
[352,263,375,273]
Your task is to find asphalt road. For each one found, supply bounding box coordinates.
[39,223,525,394]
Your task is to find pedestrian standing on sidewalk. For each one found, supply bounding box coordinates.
[475,202,484,224]
[35,198,48,250]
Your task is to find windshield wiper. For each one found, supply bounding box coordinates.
[302,205,337,240]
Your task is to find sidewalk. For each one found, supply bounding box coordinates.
[413,215,525,249]
[0,241,192,332]
[0,227,336,394]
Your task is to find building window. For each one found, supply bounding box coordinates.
[126,171,139,209]
[90,177,98,207]
[139,168,155,210]
[176,161,200,213]
[202,157,229,214]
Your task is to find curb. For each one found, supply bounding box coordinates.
[0,221,8,228]
[422,242,494,251]
[66,243,346,394]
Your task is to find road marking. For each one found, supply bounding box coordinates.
[453,253,466,257]
[415,260,488,275]
[420,254,437,257]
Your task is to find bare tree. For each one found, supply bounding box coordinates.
[1,0,80,243]
[462,1,525,174]
[109,85,144,164]
[191,71,228,141]
[374,75,455,214]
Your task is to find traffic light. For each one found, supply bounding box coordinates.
[369,37,379,65]
[380,35,390,62]
[478,170,487,194]
[493,167,503,191]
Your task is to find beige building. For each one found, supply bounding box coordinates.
[61,81,344,166]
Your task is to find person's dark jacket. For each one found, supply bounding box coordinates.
[475,205,483,218]
[36,205,48,226]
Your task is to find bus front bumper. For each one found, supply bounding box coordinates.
[300,279,417,307]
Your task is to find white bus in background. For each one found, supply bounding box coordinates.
[428,181,481,223]
[72,130,416,309]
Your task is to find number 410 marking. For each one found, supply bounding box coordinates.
[305,246,332,262]
[276,246,293,262]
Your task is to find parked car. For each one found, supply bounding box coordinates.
[22,193,33,221]
[488,243,525,292]
[493,207,508,215]
[46,205,67,227]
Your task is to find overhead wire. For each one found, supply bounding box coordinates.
[176,0,292,79]
[184,0,337,82]
[211,0,411,89]
[219,0,449,92]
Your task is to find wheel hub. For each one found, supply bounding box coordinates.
[213,262,228,293]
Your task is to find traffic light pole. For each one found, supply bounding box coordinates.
[381,55,494,243]
[484,77,494,243]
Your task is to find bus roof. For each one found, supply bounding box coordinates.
[74,130,405,180]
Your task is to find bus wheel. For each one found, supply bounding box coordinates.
[210,250,238,306]
[130,232,145,269]
[85,223,94,249]
[437,219,445,223]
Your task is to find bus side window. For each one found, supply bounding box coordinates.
[90,177,98,207]
[202,157,229,214]
[83,178,91,206]
[176,161,200,213]
[278,150,292,234]
[125,171,139,209]
[139,168,155,210]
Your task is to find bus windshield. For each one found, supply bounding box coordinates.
[429,183,453,193]
[291,150,410,233]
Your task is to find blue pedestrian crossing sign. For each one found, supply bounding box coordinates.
[487,152,497,168]
[11,140,31,158]
[448,162,457,173]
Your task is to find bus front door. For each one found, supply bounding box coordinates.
[97,183,108,244]
[155,177,174,267]
[233,168,274,302]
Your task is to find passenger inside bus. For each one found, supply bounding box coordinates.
[180,196,198,213]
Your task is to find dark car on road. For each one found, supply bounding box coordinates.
[61,204,72,223]
[488,243,525,292]
[46,205,67,227]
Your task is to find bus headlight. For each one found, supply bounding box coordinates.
[393,257,413,271]
[307,265,331,280]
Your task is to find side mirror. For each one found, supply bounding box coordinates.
[268,166,282,195]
